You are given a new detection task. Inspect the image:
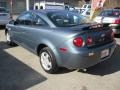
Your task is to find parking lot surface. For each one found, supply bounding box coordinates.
[0,28,120,90]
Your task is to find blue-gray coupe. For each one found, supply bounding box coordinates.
[5,10,116,73]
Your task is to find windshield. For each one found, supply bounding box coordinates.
[47,11,89,27]
[0,8,7,13]
[101,10,120,17]
[111,10,120,17]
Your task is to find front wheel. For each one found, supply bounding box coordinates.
[6,32,12,45]
[6,31,16,46]
[39,47,59,74]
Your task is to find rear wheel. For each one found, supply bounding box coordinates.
[39,47,59,74]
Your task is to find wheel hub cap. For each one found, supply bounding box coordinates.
[41,52,52,70]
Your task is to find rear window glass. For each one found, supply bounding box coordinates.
[47,11,89,27]
[102,10,120,17]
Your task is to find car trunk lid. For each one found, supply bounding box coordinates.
[84,24,113,48]
[75,23,114,48]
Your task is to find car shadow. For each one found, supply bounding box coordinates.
[0,26,5,30]
[55,67,75,74]
[83,44,120,76]
[0,41,47,90]
[114,34,120,38]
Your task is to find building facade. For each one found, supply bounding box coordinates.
[0,0,84,14]
[1,0,120,14]
[0,0,34,14]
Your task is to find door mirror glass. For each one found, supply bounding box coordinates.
[9,20,15,24]
[14,20,19,25]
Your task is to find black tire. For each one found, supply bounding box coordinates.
[39,47,59,74]
[6,31,15,46]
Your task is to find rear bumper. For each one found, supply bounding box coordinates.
[60,41,116,69]
[110,24,120,34]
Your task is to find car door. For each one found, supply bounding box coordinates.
[10,12,27,44]
[19,13,50,52]
[16,12,35,50]
[102,10,116,24]
[94,11,104,23]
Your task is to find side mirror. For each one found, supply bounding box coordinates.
[14,20,19,25]
[9,20,15,24]
[9,20,18,25]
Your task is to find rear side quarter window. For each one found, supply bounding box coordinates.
[33,14,48,26]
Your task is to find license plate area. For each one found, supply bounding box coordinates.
[101,49,109,59]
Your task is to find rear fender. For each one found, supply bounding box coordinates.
[36,40,63,66]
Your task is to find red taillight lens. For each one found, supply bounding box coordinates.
[113,19,120,24]
[73,37,84,47]
[87,37,93,45]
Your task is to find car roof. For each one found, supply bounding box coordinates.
[103,9,120,11]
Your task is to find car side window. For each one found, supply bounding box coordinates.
[103,11,109,17]
[24,13,33,25]
[99,11,104,16]
[16,12,33,25]
[15,13,25,25]
[33,14,48,26]
[102,11,112,17]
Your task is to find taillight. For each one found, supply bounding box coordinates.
[73,37,84,47]
[87,37,93,45]
[113,19,120,24]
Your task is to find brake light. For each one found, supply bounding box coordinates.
[113,19,120,24]
[87,37,93,45]
[73,37,84,47]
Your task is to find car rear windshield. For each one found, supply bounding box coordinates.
[47,11,89,27]
[104,10,120,17]
[0,8,7,13]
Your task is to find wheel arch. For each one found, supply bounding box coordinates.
[5,28,8,35]
[36,42,62,66]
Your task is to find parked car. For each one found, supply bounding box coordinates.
[34,1,65,10]
[81,9,91,18]
[81,4,91,10]
[5,10,116,73]
[80,4,91,14]
[94,9,120,35]
[0,7,11,26]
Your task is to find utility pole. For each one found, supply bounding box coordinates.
[10,0,13,19]
[26,0,30,11]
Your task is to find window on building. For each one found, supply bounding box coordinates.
[0,2,7,8]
